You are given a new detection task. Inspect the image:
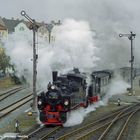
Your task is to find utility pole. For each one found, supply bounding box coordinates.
[119,31,136,94]
[21,11,38,111]
[32,19,38,111]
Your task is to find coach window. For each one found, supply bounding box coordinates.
[105,77,107,85]
[101,79,103,86]
[103,79,105,86]
[104,78,105,85]
[105,78,107,85]
[106,78,108,84]
[19,26,25,31]
[102,79,104,86]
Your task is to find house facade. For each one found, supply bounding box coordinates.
[15,21,31,35]
[38,23,49,40]
[0,17,8,40]
[0,17,62,43]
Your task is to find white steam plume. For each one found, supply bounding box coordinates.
[3,19,99,89]
[63,101,104,127]
[103,75,130,104]
[43,0,140,69]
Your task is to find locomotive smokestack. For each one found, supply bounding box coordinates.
[52,71,58,82]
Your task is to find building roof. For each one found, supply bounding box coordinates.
[92,70,112,78]
[2,18,22,33]
[1,17,61,34]
[0,17,5,26]
[0,25,6,30]
[0,17,7,30]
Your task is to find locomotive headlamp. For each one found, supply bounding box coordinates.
[51,85,55,90]
[38,100,42,105]
[64,100,69,106]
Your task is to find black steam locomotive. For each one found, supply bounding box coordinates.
[37,68,112,125]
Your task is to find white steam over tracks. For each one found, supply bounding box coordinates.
[3,19,99,89]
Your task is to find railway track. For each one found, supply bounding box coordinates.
[97,103,140,140]
[20,103,139,140]
[0,93,33,119]
[23,125,61,140]
[52,103,140,140]
[116,107,140,140]
[0,86,23,102]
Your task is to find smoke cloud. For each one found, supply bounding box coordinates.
[103,75,130,104]
[3,19,99,89]
[48,0,140,69]
[63,101,104,127]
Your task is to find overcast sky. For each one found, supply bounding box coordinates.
[0,0,139,31]
[0,0,92,22]
[0,0,138,22]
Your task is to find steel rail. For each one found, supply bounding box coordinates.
[77,108,140,140]
[98,103,140,140]
[24,126,61,140]
[40,126,61,140]
[0,94,33,119]
[56,103,140,140]
[116,106,140,140]
[0,87,24,101]
[0,86,22,97]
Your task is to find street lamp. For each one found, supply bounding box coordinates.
[21,11,26,16]
[21,10,38,111]
[119,31,136,95]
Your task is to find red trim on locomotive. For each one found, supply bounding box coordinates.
[44,104,64,111]
[43,111,63,125]
[42,104,67,125]
[80,102,86,107]
[89,96,99,103]
[44,122,63,125]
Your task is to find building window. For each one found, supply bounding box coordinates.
[19,26,24,31]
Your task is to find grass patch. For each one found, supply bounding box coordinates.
[0,113,37,134]
[0,76,17,89]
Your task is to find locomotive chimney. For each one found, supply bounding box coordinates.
[52,71,58,82]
